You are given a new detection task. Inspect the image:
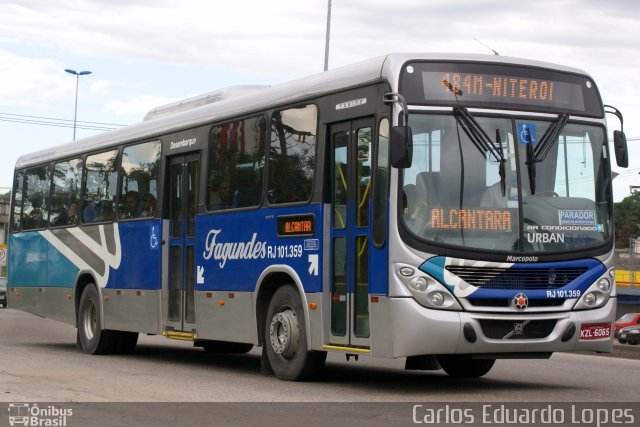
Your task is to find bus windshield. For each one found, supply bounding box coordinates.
[401,113,612,254]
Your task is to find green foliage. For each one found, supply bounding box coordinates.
[614,192,640,248]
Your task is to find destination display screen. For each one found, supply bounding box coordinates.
[430,208,514,232]
[277,214,315,236]
[400,62,604,117]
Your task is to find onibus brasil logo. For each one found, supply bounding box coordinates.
[7,403,73,426]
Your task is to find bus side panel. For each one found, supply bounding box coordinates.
[196,205,323,293]
[111,220,162,290]
[195,205,323,342]
[8,231,77,324]
[103,219,162,333]
[195,291,255,343]
[8,232,49,287]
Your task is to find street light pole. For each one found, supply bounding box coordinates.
[65,69,92,141]
[324,0,332,71]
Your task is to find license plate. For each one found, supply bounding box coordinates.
[579,323,611,340]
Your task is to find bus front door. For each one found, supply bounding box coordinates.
[166,154,199,333]
[329,119,374,349]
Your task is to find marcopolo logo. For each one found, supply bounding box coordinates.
[8,403,73,426]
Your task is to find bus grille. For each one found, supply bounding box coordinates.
[467,298,565,308]
[479,319,557,340]
[445,266,587,290]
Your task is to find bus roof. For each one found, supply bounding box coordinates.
[15,53,592,169]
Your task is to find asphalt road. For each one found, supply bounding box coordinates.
[1,308,639,426]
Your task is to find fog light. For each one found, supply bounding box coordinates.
[411,277,428,292]
[597,278,611,292]
[400,267,414,277]
[584,292,597,306]
[608,269,615,278]
[428,291,445,306]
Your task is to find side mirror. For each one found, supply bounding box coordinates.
[614,130,629,168]
[390,125,413,168]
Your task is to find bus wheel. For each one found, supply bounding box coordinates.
[264,285,326,381]
[437,355,495,378]
[77,285,116,355]
[113,331,138,354]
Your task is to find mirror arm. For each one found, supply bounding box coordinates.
[384,92,409,126]
[604,105,624,132]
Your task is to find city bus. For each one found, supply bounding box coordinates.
[8,53,630,380]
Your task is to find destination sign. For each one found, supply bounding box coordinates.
[277,214,315,236]
[399,62,604,117]
[422,71,584,111]
[431,208,513,232]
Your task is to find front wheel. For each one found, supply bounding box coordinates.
[77,285,116,354]
[264,285,326,381]
[437,355,495,378]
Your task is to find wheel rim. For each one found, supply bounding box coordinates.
[82,300,97,341]
[269,307,299,359]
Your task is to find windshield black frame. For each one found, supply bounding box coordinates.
[397,111,614,263]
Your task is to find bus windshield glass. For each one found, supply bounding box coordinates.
[401,113,612,254]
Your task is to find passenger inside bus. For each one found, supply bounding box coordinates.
[209,180,235,210]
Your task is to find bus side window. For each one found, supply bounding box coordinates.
[119,141,161,219]
[11,172,24,232]
[207,117,266,211]
[50,158,82,227]
[83,150,119,223]
[268,104,317,205]
[22,165,51,230]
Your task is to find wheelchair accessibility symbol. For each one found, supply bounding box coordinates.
[150,226,159,249]
[517,122,537,145]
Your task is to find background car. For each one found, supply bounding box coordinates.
[615,312,640,332]
[617,325,640,344]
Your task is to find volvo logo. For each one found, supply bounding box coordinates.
[512,292,529,311]
[503,320,531,339]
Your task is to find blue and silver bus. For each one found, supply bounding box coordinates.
[8,53,630,380]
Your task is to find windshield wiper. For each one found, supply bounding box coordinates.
[525,113,569,194]
[453,106,507,196]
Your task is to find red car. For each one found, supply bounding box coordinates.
[615,313,640,332]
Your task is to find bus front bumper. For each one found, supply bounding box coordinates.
[388,297,615,358]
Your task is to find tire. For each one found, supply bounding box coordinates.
[77,285,117,355]
[113,331,139,354]
[197,340,254,354]
[437,355,495,378]
[264,285,326,381]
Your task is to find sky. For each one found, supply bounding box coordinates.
[0,0,639,200]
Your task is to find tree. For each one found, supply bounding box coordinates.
[614,192,640,248]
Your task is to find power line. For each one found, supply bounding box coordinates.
[0,112,126,132]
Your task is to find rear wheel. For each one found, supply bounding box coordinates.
[77,285,117,354]
[264,285,326,381]
[437,355,495,378]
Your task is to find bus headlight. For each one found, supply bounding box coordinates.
[410,277,428,292]
[573,275,613,310]
[584,292,597,306]
[395,264,462,311]
[428,291,445,307]
[597,278,610,292]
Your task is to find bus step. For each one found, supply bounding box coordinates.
[322,344,370,354]
[162,331,196,341]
